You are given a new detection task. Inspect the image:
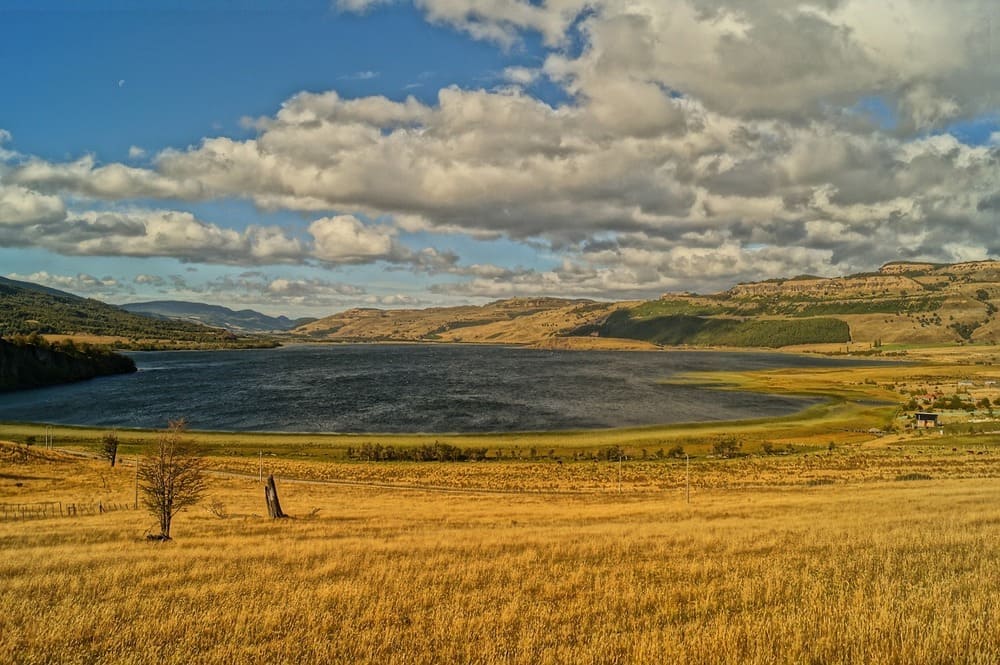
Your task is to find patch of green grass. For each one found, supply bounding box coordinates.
[579,310,850,347]
[629,299,724,318]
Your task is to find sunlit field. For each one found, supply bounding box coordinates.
[3,441,999,664]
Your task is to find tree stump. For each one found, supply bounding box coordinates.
[264,474,288,519]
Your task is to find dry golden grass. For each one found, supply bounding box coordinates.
[2,446,1000,664]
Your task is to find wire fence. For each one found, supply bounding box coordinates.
[0,501,136,522]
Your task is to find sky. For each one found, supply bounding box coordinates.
[2,0,1000,317]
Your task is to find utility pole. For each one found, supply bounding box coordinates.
[259,451,263,484]
[685,453,690,504]
[134,455,139,510]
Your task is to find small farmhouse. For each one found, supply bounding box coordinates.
[915,412,939,428]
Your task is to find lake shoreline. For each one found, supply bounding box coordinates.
[0,345,887,434]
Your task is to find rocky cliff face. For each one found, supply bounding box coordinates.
[0,339,137,391]
[726,274,925,299]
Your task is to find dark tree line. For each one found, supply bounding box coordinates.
[348,442,489,462]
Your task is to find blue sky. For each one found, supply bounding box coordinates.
[2,1,999,316]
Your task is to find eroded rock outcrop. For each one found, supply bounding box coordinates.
[0,339,136,391]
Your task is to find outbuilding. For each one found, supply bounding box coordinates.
[915,412,939,428]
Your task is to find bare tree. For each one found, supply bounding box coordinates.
[101,431,119,467]
[138,419,207,540]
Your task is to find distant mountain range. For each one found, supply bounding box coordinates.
[5,260,1000,350]
[121,301,316,333]
[0,277,271,349]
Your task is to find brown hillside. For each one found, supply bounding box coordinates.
[293,298,623,344]
[292,260,1000,348]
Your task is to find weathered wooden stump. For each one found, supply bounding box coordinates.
[264,474,288,519]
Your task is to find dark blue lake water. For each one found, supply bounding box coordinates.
[0,345,878,433]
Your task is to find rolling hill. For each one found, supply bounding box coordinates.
[292,261,1000,348]
[121,300,316,333]
[0,277,273,349]
[292,298,622,344]
[6,260,999,351]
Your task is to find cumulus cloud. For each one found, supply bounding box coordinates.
[502,66,540,86]
[0,129,20,161]
[134,273,166,287]
[0,183,66,227]
[267,277,365,298]
[309,215,396,262]
[5,1,1000,300]
[363,293,426,306]
[8,155,205,200]
[181,273,375,313]
[0,191,459,270]
[15,209,309,265]
[6,271,127,296]
[340,0,588,49]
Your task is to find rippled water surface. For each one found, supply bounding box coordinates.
[0,345,880,432]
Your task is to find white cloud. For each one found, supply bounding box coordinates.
[5,1,1000,300]
[364,293,425,306]
[266,277,365,297]
[9,155,205,200]
[339,70,380,80]
[6,271,124,296]
[502,66,540,86]
[0,129,19,161]
[134,273,166,286]
[414,0,586,48]
[309,215,396,262]
[336,0,394,12]
[0,183,66,227]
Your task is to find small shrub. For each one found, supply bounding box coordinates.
[712,436,741,458]
[895,473,932,481]
[207,499,228,519]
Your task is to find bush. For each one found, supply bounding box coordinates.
[712,437,741,458]
[895,473,932,481]
[666,444,686,459]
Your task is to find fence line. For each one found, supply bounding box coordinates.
[0,501,136,522]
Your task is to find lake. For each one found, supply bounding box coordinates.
[0,344,880,433]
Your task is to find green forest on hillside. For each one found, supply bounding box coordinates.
[570,310,851,347]
[0,279,272,348]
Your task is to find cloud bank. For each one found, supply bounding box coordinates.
[3,0,1000,305]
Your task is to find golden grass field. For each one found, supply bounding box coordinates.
[2,444,999,664]
[3,347,1000,663]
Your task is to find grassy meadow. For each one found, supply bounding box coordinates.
[3,349,1000,663]
[3,441,1000,664]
